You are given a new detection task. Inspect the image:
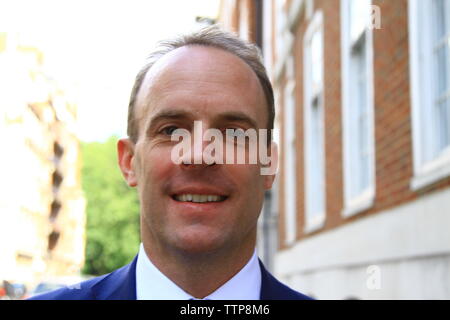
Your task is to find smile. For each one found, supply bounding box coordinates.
[173,194,227,203]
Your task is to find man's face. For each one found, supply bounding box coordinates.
[118,46,276,256]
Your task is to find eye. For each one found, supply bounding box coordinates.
[160,126,179,136]
[225,128,246,137]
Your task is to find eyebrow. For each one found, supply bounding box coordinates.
[145,109,193,133]
[214,111,259,130]
[145,109,259,133]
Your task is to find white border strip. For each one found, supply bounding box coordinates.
[276,187,450,276]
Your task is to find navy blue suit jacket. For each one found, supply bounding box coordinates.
[29,256,312,300]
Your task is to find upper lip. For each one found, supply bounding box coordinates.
[170,186,230,197]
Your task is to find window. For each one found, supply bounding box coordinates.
[409,0,450,190]
[341,0,375,216]
[275,0,287,63]
[283,56,297,245]
[304,11,326,232]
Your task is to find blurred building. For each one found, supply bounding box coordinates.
[219,0,450,299]
[0,33,86,290]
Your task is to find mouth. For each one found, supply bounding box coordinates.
[172,194,228,203]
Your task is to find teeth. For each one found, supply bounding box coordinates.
[174,194,225,203]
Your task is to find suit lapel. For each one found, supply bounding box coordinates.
[259,259,310,300]
[259,259,283,300]
[91,255,138,300]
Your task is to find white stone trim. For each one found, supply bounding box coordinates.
[276,187,450,276]
[410,150,450,190]
[341,188,374,218]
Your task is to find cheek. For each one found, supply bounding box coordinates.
[231,165,266,227]
[152,154,174,183]
[228,164,266,197]
[135,147,174,191]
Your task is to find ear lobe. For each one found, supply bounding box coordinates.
[117,138,138,187]
[263,142,278,190]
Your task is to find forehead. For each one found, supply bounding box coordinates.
[134,45,267,128]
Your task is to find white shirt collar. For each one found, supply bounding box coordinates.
[135,243,261,300]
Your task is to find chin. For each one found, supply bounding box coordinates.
[171,229,229,255]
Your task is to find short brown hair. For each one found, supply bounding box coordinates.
[127,25,275,143]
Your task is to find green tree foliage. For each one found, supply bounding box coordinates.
[81,136,140,276]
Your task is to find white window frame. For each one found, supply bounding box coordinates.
[283,56,297,245]
[262,0,273,77]
[341,0,376,217]
[303,11,326,233]
[409,0,450,190]
[238,0,250,41]
[275,0,288,64]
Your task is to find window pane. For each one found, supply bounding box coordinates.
[358,42,370,192]
[309,96,324,216]
[283,86,297,243]
[436,99,450,151]
[305,13,325,226]
[359,110,370,191]
[433,0,448,39]
[432,0,450,155]
[311,29,323,91]
[435,45,449,97]
[350,0,371,42]
[349,38,370,197]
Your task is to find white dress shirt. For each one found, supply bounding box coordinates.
[135,243,261,300]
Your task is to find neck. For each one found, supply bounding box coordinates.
[141,235,256,299]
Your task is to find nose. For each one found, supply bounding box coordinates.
[177,121,221,168]
[179,143,216,168]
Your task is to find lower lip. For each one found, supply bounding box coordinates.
[169,196,228,215]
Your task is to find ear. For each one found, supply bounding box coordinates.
[117,138,138,187]
[263,141,278,190]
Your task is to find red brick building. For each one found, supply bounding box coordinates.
[219,0,450,299]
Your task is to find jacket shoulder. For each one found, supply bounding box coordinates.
[28,274,108,300]
[259,261,313,300]
[266,275,314,300]
[28,256,138,300]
